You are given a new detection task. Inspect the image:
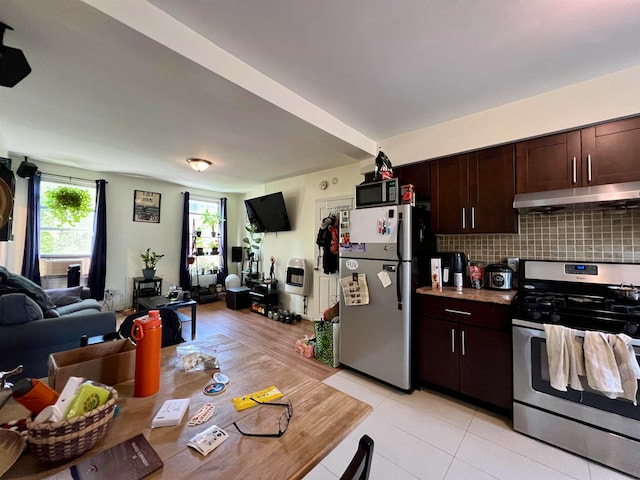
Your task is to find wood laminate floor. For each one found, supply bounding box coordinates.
[121,298,337,382]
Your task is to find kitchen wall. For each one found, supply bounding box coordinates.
[375,65,640,169]
[370,66,640,268]
[438,209,640,265]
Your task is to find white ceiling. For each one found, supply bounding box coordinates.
[1,0,639,193]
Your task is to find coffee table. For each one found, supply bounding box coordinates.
[137,296,197,340]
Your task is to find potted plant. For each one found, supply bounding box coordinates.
[243,223,262,279]
[202,209,224,237]
[141,248,164,279]
[242,223,262,259]
[209,240,219,255]
[43,186,92,226]
[194,237,204,256]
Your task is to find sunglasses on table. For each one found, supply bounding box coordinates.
[232,397,293,438]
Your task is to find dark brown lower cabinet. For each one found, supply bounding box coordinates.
[415,296,512,410]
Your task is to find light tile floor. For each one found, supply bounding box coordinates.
[303,370,637,480]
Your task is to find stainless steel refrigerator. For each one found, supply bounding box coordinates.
[338,204,435,391]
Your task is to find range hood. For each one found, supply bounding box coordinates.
[513,181,640,214]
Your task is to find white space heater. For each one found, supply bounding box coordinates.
[285,258,310,296]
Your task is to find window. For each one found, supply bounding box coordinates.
[39,179,96,288]
[189,197,223,280]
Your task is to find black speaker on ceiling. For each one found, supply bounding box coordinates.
[17,158,38,178]
[0,21,31,88]
[231,246,243,263]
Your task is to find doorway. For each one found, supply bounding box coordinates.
[313,196,353,319]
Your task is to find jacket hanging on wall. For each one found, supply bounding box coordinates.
[316,214,338,274]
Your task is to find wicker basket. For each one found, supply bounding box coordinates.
[27,386,118,463]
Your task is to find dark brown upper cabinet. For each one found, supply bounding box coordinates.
[516,116,640,193]
[431,144,517,234]
[394,161,430,200]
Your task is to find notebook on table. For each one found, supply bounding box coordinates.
[44,434,163,480]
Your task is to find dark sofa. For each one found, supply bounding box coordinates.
[0,267,116,380]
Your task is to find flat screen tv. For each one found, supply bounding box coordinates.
[244,192,292,233]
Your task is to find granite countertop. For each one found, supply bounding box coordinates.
[416,286,516,305]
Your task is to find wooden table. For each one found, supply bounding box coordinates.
[2,334,372,479]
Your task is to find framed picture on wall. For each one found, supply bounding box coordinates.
[133,190,161,223]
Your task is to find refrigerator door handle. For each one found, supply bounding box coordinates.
[396,260,403,310]
[397,217,403,262]
[396,215,403,310]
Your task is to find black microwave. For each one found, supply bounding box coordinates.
[355,179,400,208]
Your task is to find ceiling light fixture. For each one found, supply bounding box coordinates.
[187,158,211,172]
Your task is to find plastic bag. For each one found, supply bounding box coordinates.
[322,302,339,322]
[374,150,393,181]
[176,345,219,372]
[294,336,314,358]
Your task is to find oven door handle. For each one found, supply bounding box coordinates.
[512,318,640,347]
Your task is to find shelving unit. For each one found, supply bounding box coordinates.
[132,276,162,309]
[241,254,260,286]
[247,278,279,316]
[190,226,221,304]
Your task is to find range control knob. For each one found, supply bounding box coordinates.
[549,312,561,323]
[529,310,542,321]
[623,323,639,336]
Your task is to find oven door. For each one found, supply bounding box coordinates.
[512,319,640,441]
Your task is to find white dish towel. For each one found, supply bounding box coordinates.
[544,324,569,391]
[565,327,585,391]
[544,324,584,391]
[610,333,640,405]
[584,331,623,398]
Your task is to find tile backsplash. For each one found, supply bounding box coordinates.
[437,209,640,265]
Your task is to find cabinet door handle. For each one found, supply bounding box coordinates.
[461,208,466,229]
[461,330,466,356]
[445,308,471,316]
[471,207,476,229]
[572,156,577,184]
[451,328,455,353]
[587,154,592,182]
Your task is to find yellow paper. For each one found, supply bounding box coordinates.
[232,385,282,411]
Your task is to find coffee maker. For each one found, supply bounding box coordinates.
[432,252,467,286]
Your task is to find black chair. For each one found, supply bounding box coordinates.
[340,435,374,480]
[118,308,185,347]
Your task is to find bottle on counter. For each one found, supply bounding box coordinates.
[453,253,465,292]
[454,271,464,292]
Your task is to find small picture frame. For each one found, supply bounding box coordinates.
[133,190,161,223]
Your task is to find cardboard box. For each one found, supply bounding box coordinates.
[48,339,136,392]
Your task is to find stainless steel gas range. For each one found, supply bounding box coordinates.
[511,260,640,478]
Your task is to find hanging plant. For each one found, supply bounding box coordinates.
[44,186,92,226]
